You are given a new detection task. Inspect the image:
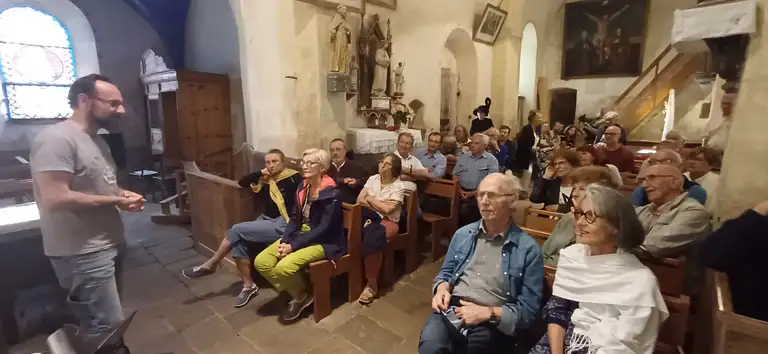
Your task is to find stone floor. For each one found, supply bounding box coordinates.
[10,204,441,354]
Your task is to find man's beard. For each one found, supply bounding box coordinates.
[92,114,117,130]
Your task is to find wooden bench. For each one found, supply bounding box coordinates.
[620,172,639,186]
[694,270,768,354]
[445,160,456,179]
[521,226,550,247]
[383,191,419,286]
[421,179,460,261]
[308,203,363,322]
[522,209,563,234]
[641,256,686,297]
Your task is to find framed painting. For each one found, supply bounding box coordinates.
[473,3,507,45]
[295,0,365,14]
[561,0,649,79]
[367,0,396,10]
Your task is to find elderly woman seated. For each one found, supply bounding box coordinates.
[575,145,622,187]
[541,166,620,266]
[530,149,581,213]
[356,153,407,304]
[529,184,668,354]
[253,148,345,323]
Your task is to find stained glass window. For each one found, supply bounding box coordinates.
[0,7,76,120]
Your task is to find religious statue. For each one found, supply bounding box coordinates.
[349,56,359,92]
[329,5,351,73]
[372,41,391,97]
[394,62,405,94]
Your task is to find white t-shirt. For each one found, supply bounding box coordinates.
[559,186,573,204]
[393,150,424,191]
[364,175,406,222]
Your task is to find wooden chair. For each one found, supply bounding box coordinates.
[523,209,563,234]
[445,160,456,179]
[308,203,363,322]
[520,227,550,246]
[641,256,686,297]
[620,172,639,186]
[383,191,419,286]
[655,294,691,354]
[421,179,460,261]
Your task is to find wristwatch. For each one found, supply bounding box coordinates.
[488,307,500,325]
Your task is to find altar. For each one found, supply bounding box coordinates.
[346,128,424,154]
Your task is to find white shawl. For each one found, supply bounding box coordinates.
[553,244,669,354]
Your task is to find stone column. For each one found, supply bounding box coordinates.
[230,0,300,157]
[713,4,765,221]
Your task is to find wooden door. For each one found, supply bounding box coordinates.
[549,88,577,127]
[175,70,233,178]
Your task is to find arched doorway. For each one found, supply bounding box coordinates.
[518,22,538,119]
[443,27,478,130]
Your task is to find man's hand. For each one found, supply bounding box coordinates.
[753,200,768,216]
[260,167,271,178]
[455,300,492,326]
[344,178,358,187]
[460,190,476,200]
[431,282,451,312]
[117,190,144,212]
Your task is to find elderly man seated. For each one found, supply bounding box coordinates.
[395,131,434,191]
[328,138,369,204]
[419,173,543,354]
[632,149,707,206]
[183,149,302,308]
[452,133,500,226]
[635,164,711,258]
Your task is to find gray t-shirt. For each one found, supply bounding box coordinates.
[30,120,124,257]
[451,230,506,307]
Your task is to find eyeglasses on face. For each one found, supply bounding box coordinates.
[300,160,319,168]
[571,207,598,224]
[476,191,517,201]
[648,158,675,166]
[91,96,124,109]
[640,174,677,183]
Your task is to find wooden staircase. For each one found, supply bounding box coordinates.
[613,44,707,132]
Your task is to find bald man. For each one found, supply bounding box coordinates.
[632,149,707,207]
[597,124,636,172]
[635,164,711,259]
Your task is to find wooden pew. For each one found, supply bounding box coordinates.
[523,209,563,234]
[694,270,768,354]
[620,172,639,186]
[521,226,550,247]
[445,160,456,179]
[308,203,363,322]
[641,256,686,297]
[383,191,419,286]
[421,179,460,261]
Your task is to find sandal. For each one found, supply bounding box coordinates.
[358,286,377,305]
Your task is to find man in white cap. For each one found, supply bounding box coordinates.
[593,111,628,145]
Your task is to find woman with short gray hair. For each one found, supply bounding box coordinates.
[529,184,668,354]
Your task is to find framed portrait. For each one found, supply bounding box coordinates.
[367,0,397,10]
[473,4,507,45]
[561,0,649,79]
[295,0,365,14]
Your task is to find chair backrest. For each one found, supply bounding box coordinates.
[656,294,690,353]
[641,256,686,297]
[520,226,550,246]
[342,203,362,258]
[523,209,563,234]
[424,179,460,221]
[401,190,418,236]
[445,160,456,178]
[620,172,639,186]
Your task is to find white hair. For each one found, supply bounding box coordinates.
[472,133,490,146]
[302,148,331,172]
[502,173,522,194]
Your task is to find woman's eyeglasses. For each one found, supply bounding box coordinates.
[571,208,598,224]
[300,160,318,168]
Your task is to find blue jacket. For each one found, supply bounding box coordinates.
[281,180,346,260]
[631,177,707,207]
[432,221,544,335]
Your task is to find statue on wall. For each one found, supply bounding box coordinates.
[394,62,405,94]
[372,41,391,97]
[349,55,359,92]
[329,5,351,73]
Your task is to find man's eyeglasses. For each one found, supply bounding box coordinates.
[477,191,517,201]
[91,96,124,109]
[572,208,598,224]
[640,174,677,183]
[647,158,674,166]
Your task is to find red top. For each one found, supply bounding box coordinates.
[599,145,637,173]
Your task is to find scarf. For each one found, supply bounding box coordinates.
[296,175,337,232]
[554,244,669,354]
[250,168,298,222]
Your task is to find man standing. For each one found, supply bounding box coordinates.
[419,173,543,353]
[453,134,500,225]
[31,74,144,352]
[597,125,636,173]
[417,132,447,179]
[327,138,369,204]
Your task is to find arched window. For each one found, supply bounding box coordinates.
[0,7,75,120]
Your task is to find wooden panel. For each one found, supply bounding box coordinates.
[161,91,180,161]
[523,209,563,234]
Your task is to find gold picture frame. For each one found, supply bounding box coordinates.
[367,0,397,10]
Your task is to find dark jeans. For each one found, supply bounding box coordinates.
[419,297,515,354]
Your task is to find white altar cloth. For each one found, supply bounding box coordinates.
[346,128,424,154]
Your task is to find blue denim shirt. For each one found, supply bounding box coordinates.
[432,221,544,335]
[416,148,447,179]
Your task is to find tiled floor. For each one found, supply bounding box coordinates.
[10,204,441,354]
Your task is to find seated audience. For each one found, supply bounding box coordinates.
[576,145,622,187]
[420,173,543,354]
[440,134,459,157]
[700,199,768,322]
[531,149,581,213]
[592,111,628,145]
[637,139,685,175]
[452,133,500,225]
[484,127,508,173]
[685,147,721,213]
[328,138,369,204]
[562,125,584,149]
[632,149,707,206]
[596,125,636,173]
[663,130,686,153]
[356,153,407,304]
[417,132,448,179]
[635,164,711,258]
[182,149,301,308]
[445,124,470,161]
[541,166,619,266]
[254,148,345,322]
[469,105,494,135]
[499,125,517,170]
[394,131,432,191]
[530,184,667,354]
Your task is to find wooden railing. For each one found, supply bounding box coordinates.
[613,45,673,106]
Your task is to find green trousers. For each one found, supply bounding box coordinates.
[254,240,325,298]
